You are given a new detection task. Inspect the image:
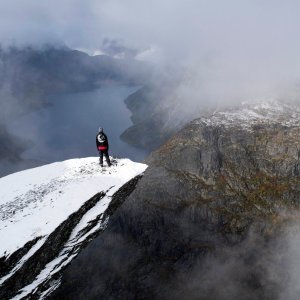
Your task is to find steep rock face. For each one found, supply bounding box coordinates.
[120,85,176,151]
[53,100,300,300]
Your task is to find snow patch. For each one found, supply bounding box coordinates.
[198,99,300,129]
[0,157,147,298]
[0,157,147,258]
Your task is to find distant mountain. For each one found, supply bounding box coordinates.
[0,157,147,299]
[52,100,300,299]
[0,46,150,121]
[121,84,214,151]
[121,85,176,151]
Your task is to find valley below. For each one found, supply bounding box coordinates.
[0,47,151,177]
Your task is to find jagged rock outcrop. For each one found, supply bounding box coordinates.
[52,100,300,300]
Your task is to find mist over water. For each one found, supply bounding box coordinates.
[7,85,147,163]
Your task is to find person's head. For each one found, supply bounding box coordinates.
[98,127,103,133]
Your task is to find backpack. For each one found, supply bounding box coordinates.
[97,133,106,145]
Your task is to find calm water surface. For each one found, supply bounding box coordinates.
[8,85,146,163]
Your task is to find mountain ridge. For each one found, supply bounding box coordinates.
[0,157,147,299]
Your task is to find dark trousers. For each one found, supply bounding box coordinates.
[99,150,111,166]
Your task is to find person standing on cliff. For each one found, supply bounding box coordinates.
[96,127,111,167]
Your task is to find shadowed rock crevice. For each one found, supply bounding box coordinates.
[0,236,42,279]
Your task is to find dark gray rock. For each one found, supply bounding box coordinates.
[52,104,300,300]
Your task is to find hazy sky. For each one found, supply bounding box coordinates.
[1,0,300,106]
[1,0,300,61]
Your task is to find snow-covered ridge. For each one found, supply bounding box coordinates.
[0,157,147,299]
[199,99,300,129]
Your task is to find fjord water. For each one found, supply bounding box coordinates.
[7,85,147,163]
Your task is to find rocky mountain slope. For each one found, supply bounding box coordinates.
[0,157,147,299]
[52,100,300,300]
